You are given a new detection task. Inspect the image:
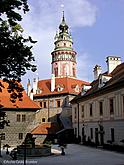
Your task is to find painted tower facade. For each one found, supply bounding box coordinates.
[51,12,77,78]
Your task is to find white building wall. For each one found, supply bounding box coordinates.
[72,88,124,145]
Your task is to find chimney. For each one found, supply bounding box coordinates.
[51,74,55,92]
[33,78,38,94]
[93,65,102,80]
[30,92,33,100]
[27,79,31,96]
[106,56,121,73]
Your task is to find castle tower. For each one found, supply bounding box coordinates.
[51,12,77,78]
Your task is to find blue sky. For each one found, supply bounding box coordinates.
[21,0,124,89]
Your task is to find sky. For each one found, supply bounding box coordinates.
[21,0,124,89]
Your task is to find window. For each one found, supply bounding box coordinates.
[1,133,5,140]
[82,127,84,137]
[19,133,23,140]
[109,98,114,114]
[43,101,47,108]
[17,114,21,122]
[95,128,99,144]
[99,101,103,116]
[74,108,77,119]
[64,43,66,46]
[22,114,26,122]
[57,100,61,107]
[90,128,93,139]
[73,68,76,77]
[111,128,115,142]
[54,67,58,77]
[82,105,84,118]
[123,96,124,112]
[90,104,93,116]
[40,101,42,108]
[75,128,77,137]
[42,118,45,122]
[49,100,53,108]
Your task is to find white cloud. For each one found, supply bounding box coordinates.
[77,52,94,82]
[21,0,97,88]
[64,0,97,27]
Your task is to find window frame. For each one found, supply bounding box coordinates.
[57,100,61,108]
[1,133,5,140]
[17,114,21,122]
[109,98,114,115]
[42,118,45,122]
[19,133,23,140]
[40,101,42,108]
[43,101,47,108]
[90,103,93,117]
[74,107,77,119]
[90,128,93,139]
[22,114,26,122]
[82,105,84,118]
[99,101,103,116]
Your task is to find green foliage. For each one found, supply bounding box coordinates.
[0,0,37,127]
[0,0,37,81]
[0,0,37,102]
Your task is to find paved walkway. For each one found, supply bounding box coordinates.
[0,144,124,165]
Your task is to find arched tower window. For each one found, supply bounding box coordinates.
[73,68,76,77]
[54,67,58,77]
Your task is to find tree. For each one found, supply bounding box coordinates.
[0,0,37,128]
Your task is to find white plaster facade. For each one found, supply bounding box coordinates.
[72,88,124,145]
[72,57,124,145]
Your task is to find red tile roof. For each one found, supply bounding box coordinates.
[31,122,60,135]
[71,63,124,103]
[35,77,90,97]
[0,80,40,109]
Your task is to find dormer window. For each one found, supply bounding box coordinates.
[58,87,61,91]
[57,84,64,92]
[75,85,80,92]
[36,88,42,94]
[99,74,112,88]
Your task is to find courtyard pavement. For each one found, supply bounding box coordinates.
[0,144,124,165]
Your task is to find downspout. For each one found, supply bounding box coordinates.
[48,98,50,122]
[77,102,80,139]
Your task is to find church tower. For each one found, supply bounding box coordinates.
[51,12,77,78]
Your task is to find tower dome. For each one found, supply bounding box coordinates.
[59,11,69,33]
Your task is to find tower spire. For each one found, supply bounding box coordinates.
[62,10,65,22]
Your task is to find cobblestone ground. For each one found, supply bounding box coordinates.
[0,144,124,165]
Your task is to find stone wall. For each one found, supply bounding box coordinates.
[0,110,36,147]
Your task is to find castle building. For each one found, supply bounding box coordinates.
[28,12,90,143]
[71,56,124,146]
[0,80,39,147]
